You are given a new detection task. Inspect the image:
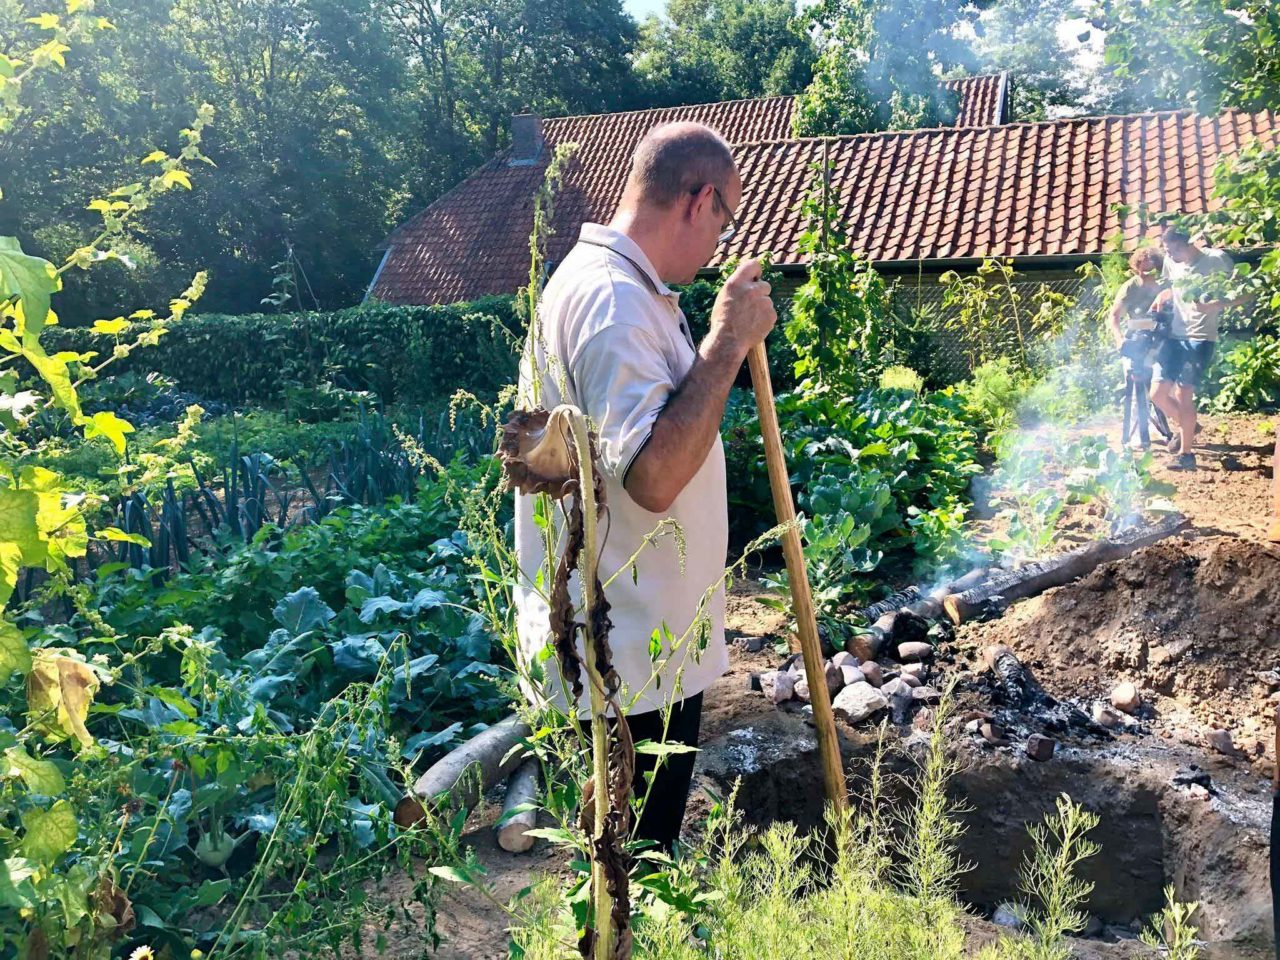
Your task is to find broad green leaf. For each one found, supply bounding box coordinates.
[19,799,78,864]
[83,411,134,454]
[0,238,59,344]
[0,543,20,611]
[272,587,335,634]
[98,527,150,547]
[91,317,128,335]
[0,619,31,682]
[0,489,43,565]
[20,340,80,421]
[5,745,64,795]
[0,858,35,909]
[192,878,231,907]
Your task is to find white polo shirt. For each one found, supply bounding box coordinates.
[513,223,730,718]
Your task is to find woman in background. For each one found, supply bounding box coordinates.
[1109,247,1168,451]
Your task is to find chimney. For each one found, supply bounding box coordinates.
[510,113,543,166]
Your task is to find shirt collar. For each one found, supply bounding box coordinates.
[578,223,677,299]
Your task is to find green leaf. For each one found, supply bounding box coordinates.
[427,865,473,884]
[0,618,31,683]
[192,878,231,907]
[0,859,36,909]
[5,746,64,795]
[83,411,135,454]
[98,527,150,547]
[272,587,336,634]
[19,799,78,864]
[0,237,59,341]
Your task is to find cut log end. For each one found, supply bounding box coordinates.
[496,759,540,854]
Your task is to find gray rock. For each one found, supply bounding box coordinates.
[831,681,889,724]
[840,664,866,687]
[760,670,795,705]
[881,678,913,698]
[1110,682,1141,714]
[1092,703,1124,729]
[1025,734,1055,762]
[900,662,927,679]
[897,641,934,662]
[832,651,859,670]
[824,661,844,696]
[993,903,1026,930]
[899,673,922,689]
[911,685,941,704]
[860,661,884,687]
[1207,728,1238,757]
[794,677,811,702]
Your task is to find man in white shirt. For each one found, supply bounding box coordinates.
[1152,226,1239,471]
[514,122,776,848]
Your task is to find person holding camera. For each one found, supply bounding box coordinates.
[1110,247,1168,451]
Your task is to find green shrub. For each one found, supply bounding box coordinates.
[954,357,1033,438]
[45,297,522,407]
[1211,334,1280,412]
[879,365,924,393]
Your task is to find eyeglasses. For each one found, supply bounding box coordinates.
[691,184,738,245]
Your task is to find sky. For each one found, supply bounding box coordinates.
[625,0,666,19]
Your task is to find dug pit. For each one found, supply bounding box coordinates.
[695,711,1273,953]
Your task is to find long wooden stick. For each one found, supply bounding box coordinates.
[747,343,847,813]
[1268,425,1280,543]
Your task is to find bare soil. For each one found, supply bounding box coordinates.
[359,413,1280,958]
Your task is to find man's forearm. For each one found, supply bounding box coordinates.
[624,331,745,513]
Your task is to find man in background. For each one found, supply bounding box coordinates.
[513,122,776,848]
[1151,226,1239,471]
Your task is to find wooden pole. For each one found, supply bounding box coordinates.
[747,342,847,814]
[1268,425,1280,543]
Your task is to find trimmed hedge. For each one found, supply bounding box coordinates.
[47,297,523,407]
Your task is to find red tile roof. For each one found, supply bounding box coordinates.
[370,104,1277,306]
[943,72,1008,127]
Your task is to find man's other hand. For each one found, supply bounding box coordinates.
[708,258,776,360]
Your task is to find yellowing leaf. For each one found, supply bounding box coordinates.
[83,411,134,455]
[19,800,77,864]
[0,489,44,568]
[27,649,101,748]
[128,309,155,320]
[5,745,64,795]
[86,199,111,214]
[141,150,166,165]
[67,0,83,12]
[0,544,20,612]
[161,169,192,190]
[90,318,128,336]
[96,16,114,29]
[0,237,60,344]
[32,38,70,68]
[97,527,149,547]
[26,13,59,29]
[0,619,31,683]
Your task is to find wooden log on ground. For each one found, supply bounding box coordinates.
[942,514,1187,625]
[395,715,531,829]
[854,587,921,624]
[496,758,541,853]
[849,568,989,659]
[900,567,990,621]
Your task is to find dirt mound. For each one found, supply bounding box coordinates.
[959,536,1280,763]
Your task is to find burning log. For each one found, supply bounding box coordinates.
[496,758,541,853]
[846,568,988,661]
[395,715,532,828]
[942,514,1187,625]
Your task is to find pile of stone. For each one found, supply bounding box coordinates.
[758,645,941,727]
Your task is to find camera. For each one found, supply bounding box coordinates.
[1120,299,1173,362]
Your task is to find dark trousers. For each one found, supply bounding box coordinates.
[623,693,704,851]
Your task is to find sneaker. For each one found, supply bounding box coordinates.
[1168,453,1197,471]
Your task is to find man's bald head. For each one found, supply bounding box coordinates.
[624,122,736,209]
